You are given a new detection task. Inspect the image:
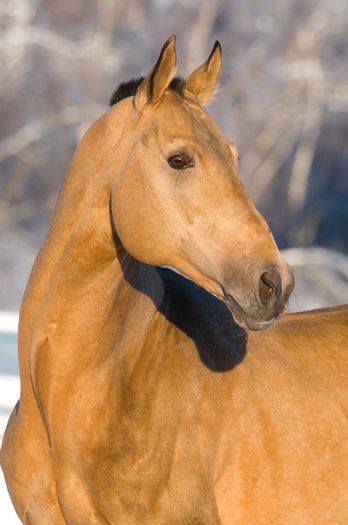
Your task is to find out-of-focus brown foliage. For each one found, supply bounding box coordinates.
[1,0,348,253]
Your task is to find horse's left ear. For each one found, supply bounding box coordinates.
[185,41,222,105]
[134,35,177,110]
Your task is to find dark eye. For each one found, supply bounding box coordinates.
[168,153,194,170]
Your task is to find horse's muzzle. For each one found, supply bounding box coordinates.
[223,262,295,331]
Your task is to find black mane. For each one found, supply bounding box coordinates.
[109,76,185,106]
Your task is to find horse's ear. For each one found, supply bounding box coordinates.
[185,41,222,105]
[134,35,177,109]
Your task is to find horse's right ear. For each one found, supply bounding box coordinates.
[133,36,177,110]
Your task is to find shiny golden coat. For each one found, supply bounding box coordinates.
[1,37,348,524]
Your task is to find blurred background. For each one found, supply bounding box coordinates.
[1,1,348,519]
[1,0,348,313]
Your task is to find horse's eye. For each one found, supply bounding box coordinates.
[168,153,194,170]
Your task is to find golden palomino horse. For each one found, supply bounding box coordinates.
[1,36,348,524]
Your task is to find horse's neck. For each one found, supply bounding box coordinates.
[19,162,164,389]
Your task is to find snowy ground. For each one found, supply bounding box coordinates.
[0,311,21,524]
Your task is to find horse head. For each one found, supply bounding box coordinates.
[109,36,294,331]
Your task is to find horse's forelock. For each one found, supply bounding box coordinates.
[109,76,185,106]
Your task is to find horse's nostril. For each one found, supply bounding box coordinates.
[259,271,278,304]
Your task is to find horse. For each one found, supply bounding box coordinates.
[1,35,348,525]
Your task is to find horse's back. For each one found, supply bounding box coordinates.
[216,305,348,524]
[257,303,348,347]
[250,304,348,395]
[272,304,348,358]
